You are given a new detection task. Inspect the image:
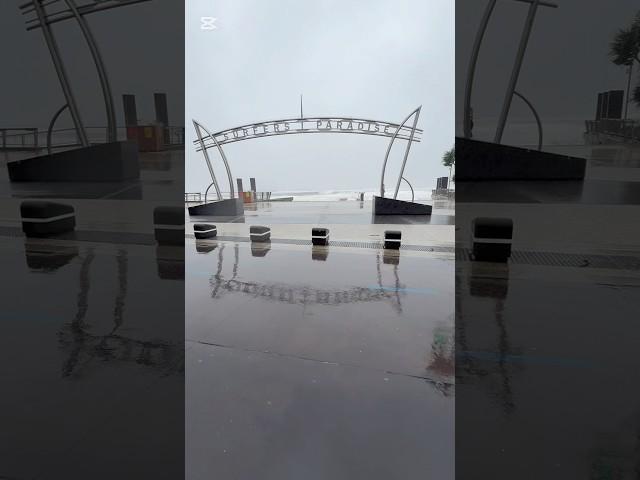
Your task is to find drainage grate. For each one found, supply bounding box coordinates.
[457,247,640,271]
[189,234,454,253]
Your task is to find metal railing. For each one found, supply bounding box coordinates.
[0,125,185,150]
[585,119,640,142]
[185,191,273,203]
[0,128,39,149]
[185,192,202,203]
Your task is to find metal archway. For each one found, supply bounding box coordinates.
[20,0,152,146]
[192,108,423,200]
[462,0,556,147]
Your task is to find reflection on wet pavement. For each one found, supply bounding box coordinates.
[456,262,640,479]
[186,239,454,479]
[0,237,184,479]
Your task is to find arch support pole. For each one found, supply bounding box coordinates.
[393,107,421,199]
[193,120,222,201]
[513,90,543,150]
[494,0,541,144]
[192,120,236,200]
[463,0,497,138]
[379,106,422,198]
[32,0,89,147]
[64,0,117,143]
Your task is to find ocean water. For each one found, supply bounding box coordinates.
[468,117,588,148]
[270,189,439,202]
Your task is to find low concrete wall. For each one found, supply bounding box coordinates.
[188,198,244,216]
[373,196,432,215]
[8,141,140,182]
[456,137,586,181]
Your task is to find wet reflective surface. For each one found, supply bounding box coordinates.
[186,239,454,479]
[456,262,640,479]
[0,237,184,479]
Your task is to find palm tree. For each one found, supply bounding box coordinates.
[442,147,454,187]
[609,11,640,115]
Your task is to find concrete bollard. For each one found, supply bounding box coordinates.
[312,227,329,246]
[471,217,513,262]
[250,225,271,243]
[21,201,75,237]
[153,206,184,245]
[194,223,217,240]
[384,230,402,250]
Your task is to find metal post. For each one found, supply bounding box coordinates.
[380,107,422,198]
[193,120,236,199]
[625,64,633,121]
[463,0,497,138]
[393,107,421,199]
[494,0,540,144]
[513,91,543,150]
[63,0,117,143]
[32,0,89,147]
[47,103,69,154]
[193,120,222,201]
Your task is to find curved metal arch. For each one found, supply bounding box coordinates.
[463,0,557,141]
[63,0,117,143]
[379,106,421,199]
[195,116,423,143]
[47,103,69,154]
[22,0,152,146]
[204,181,217,204]
[31,0,89,147]
[196,127,422,152]
[193,119,235,199]
[193,117,423,152]
[463,0,497,138]
[401,176,415,203]
[513,91,543,150]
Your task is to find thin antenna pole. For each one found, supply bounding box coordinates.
[300,94,303,118]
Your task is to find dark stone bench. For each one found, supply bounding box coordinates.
[384,230,402,249]
[154,206,184,245]
[312,227,329,246]
[21,201,75,237]
[194,223,217,240]
[472,217,513,262]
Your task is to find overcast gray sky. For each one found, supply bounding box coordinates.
[186,0,454,194]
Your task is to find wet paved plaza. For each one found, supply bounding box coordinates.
[455,261,640,479]
[0,236,184,479]
[186,239,454,479]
